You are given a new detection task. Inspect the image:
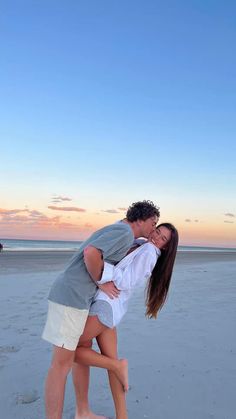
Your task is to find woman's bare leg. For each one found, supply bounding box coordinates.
[97,328,128,419]
[74,346,128,391]
[72,316,108,419]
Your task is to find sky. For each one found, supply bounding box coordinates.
[0,0,236,247]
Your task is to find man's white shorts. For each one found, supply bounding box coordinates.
[42,301,89,351]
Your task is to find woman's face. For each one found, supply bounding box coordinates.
[148,226,171,250]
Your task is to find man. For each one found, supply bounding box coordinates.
[42,200,160,419]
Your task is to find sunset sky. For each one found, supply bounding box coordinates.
[1,1,235,247]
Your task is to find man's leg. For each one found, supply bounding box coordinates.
[73,343,93,419]
[43,300,89,418]
[45,345,75,419]
[97,328,128,419]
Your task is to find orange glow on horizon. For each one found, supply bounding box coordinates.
[1,206,235,247]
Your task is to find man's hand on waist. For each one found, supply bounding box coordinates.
[98,281,120,299]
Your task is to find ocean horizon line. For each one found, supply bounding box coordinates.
[0,238,235,252]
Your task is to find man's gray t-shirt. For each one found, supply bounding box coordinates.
[48,222,134,309]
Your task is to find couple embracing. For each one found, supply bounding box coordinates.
[42,200,179,419]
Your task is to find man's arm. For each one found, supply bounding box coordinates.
[83,245,120,298]
[83,245,103,282]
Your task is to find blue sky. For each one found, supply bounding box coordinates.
[1,1,235,246]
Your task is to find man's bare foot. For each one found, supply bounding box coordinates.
[75,411,107,419]
[115,358,129,392]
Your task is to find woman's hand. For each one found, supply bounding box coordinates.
[98,281,120,299]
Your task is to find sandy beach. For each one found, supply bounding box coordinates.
[0,250,236,419]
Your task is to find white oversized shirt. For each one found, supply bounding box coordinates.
[94,242,161,327]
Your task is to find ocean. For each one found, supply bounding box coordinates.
[0,238,83,251]
[0,238,235,252]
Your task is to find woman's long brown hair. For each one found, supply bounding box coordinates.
[145,223,179,318]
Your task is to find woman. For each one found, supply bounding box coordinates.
[73,223,179,419]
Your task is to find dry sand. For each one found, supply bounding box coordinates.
[0,250,236,419]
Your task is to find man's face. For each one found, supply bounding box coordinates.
[138,215,158,238]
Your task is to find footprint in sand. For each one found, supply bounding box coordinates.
[29,311,46,319]
[0,345,21,353]
[0,354,9,363]
[18,327,29,334]
[10,314,20,320]
[16,390,40,404]
[38,311,47,317]
[2,325,11,330]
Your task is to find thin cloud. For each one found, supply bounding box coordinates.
[194,220,199,223]
[48,206,86,212]
[1,215,33,224]
[224,220,234,224]
[29,210,46,217]
[55,221,80,229]
[185,219,191,222]
[118,207,127,211]
[0,208,29,215]
[0,207,83,231]
[102,209,119,214]
[0,209,60,226]
[51,195,72,203]
[224,213,235,218]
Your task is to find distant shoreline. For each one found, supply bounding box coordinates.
[0,238,235,253]
[1,248,236,253]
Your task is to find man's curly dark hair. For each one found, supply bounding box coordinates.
[126,200,160,222]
